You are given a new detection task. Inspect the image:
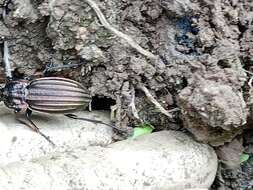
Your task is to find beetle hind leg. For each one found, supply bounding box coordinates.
[15,109,55,146]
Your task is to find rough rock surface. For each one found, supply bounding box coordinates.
[0,131,217,190]
[216,138,244,169]
[0,0,253,188]
[0,104,114,166]
[178,77,247,146]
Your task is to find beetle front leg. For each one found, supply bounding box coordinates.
[15,108,55,146]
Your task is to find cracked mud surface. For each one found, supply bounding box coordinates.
[0,0,253,189]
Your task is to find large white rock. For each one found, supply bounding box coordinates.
[0,104,114,165]
[0,130,217,190]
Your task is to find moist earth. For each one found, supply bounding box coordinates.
[0,0,252,189]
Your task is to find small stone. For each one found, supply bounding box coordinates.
[216,138,244,169]
[76,27,89,41]
[77,44,106,61]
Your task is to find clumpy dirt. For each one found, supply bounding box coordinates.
[0,0,253,188]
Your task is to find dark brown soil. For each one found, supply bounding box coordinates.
[0,0,253,188]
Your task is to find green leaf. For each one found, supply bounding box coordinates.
[240,153,250,163]
[130,123,154,139]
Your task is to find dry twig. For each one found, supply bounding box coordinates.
[83,0,157,60]
[114,94,122,127]
[243,69,253,88]
[243,69,253,75]
[248,77,253,88]
[129,86,143,122]
[137,84,174,119]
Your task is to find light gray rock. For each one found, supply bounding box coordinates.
[0,104,114,166]
[0,130,217,190]
[77,44,106,61]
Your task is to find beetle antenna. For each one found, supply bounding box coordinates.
[65,113,131,134]
[3,40,12,80]
[1,0,13,80]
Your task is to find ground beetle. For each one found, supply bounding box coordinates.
[0,0,127,145]
[0,0,93,145]
[0,38,91,145]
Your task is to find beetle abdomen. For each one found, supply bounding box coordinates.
[26,77,91,113]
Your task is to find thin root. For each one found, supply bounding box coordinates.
[129,87,143,122]
[83,0,157,60]
[243,69,253,88]
[248,77,253,88]
[243,69,253,76]
[137,84,174,119]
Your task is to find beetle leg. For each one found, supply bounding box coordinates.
[15,109,55,146]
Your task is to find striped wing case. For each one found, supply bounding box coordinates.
[26,77,91,113]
